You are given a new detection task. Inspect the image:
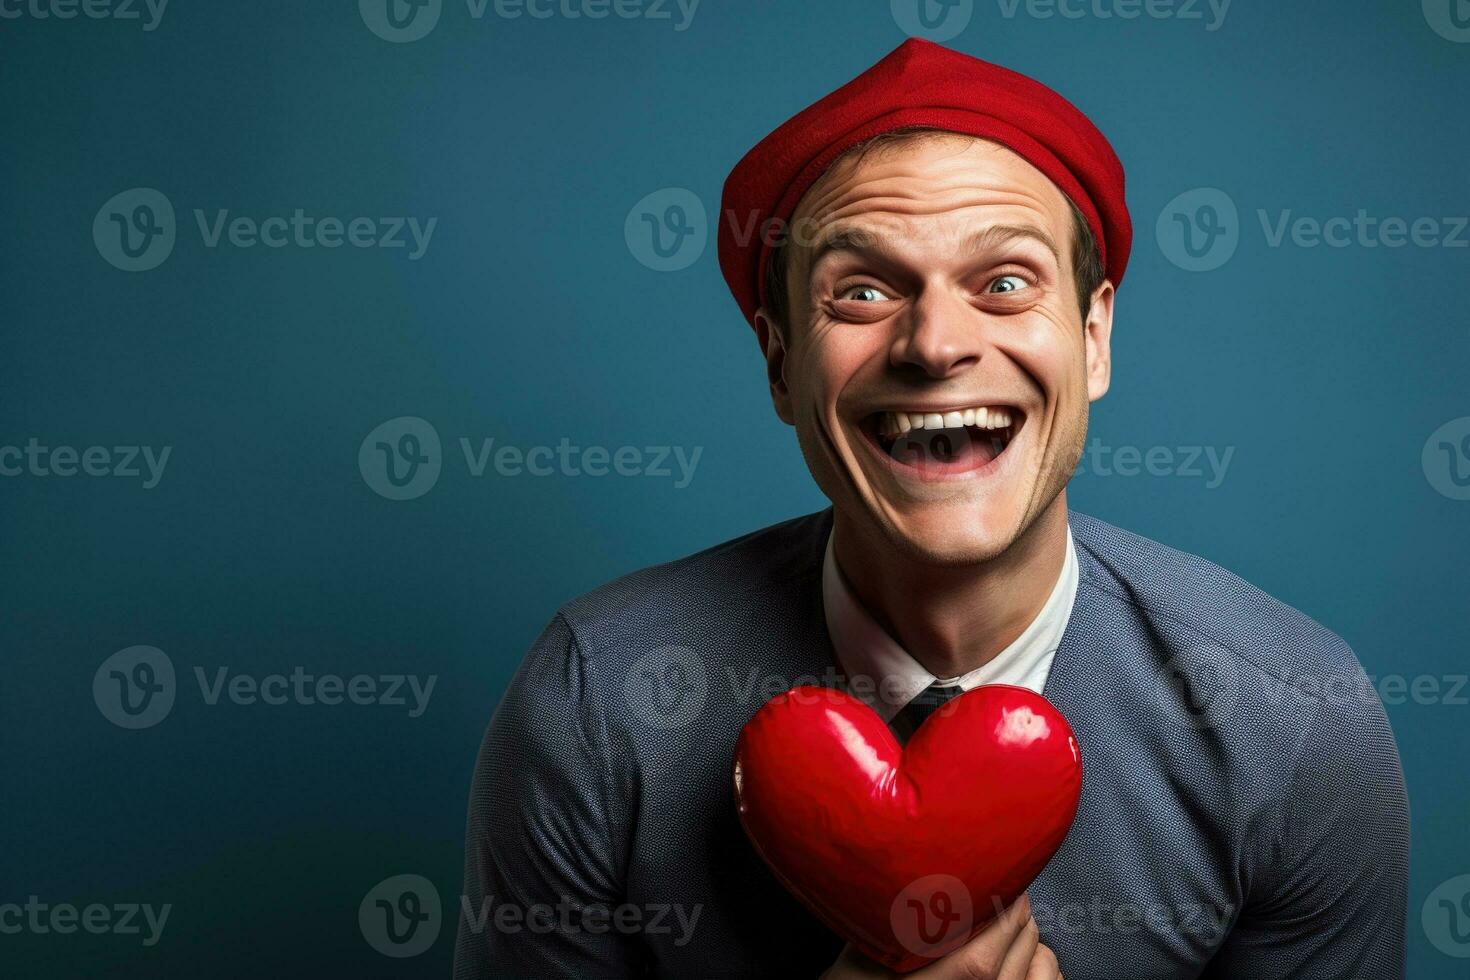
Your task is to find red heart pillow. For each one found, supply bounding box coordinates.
[733,684,1082,973]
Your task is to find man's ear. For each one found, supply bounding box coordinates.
[754,307,796,426]
[1084,280,1115,403]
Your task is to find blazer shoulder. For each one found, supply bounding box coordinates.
[552,508,831,653]
[1067,511,1366,693]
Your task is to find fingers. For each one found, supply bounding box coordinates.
[823,897,1061,980]
[1024,942,1062,980]
[995,913,1039,980]
[911,892,1035,980]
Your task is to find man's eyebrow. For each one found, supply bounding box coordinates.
[806,222,1062,269]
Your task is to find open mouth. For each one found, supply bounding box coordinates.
[859,405,1023,478]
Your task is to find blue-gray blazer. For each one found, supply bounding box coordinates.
[454,507,1408,979]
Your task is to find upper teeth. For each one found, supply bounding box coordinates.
[878,407,1014,437]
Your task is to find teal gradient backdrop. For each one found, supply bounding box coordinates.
[2,1,1467,975]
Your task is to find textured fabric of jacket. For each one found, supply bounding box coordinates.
[454,507,1409,979]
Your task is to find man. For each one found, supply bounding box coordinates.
[454,38,1408,979]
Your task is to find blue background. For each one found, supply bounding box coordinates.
[2,0,1467,975]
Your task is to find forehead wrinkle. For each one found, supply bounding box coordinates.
[800,170,1048,224]
[786,141,1076,296]
[798,183,1067,262]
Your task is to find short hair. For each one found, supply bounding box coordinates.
[762,127,1105,334]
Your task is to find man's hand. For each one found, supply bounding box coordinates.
[821,893,1061,980]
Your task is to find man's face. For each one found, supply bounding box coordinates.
[758,135,1114,565]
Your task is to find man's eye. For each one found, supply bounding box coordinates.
[987,275,1028,294]
[838,285,893,302]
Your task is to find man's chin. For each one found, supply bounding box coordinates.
[872,499,1024,566]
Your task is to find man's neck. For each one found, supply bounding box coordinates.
[831,495,1071,679]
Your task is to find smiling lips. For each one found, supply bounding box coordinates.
[862,405,1021,477]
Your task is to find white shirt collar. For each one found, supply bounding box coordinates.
[821,523,1079,722]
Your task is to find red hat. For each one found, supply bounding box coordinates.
[717,38,1131,331]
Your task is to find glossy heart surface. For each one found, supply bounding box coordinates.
[733,684,1082,973]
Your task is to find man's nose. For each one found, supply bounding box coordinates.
[889,286,985,379]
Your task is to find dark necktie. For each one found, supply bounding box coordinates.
[890,681,963,746]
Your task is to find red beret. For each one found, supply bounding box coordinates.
[717,38,1131,331]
